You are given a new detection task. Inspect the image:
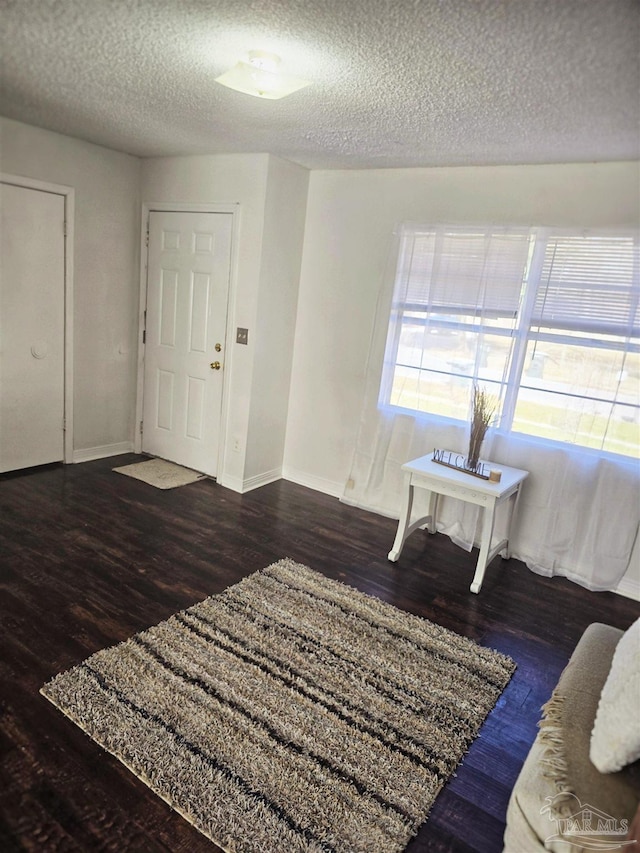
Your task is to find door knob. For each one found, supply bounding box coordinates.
[210,361,221,370]
[215,343,222,352]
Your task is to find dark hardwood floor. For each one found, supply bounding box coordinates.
[1,454,638,853]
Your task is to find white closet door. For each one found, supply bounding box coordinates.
[0,183,65,473]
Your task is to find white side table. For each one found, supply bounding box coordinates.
[388,452,529,593]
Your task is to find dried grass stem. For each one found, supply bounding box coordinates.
[467,385,496,469]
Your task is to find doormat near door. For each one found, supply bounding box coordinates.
[113,458,205,489]
[41,558,516,853]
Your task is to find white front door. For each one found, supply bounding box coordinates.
[142,211,232,477]
[0,182,65,473]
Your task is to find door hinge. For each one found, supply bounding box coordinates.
[63,218,67,236]
[145,226,149,247]
[142,329,146,344]
[139,420,144,435]
[62,416,66,431]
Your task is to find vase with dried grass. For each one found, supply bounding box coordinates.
[466,384,496,471]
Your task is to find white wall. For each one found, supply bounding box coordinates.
[0,129,308,484]
[0,118,141,456]
[245,155,309,483]
[141,153,308,490]
[284,161,640,495]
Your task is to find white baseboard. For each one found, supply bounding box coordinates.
[217,467,282,494]
[216,473,243,493]
[72,442,134,463]
[241,467,282,493]
[281,466,344,498]
[220,466,343,497]
[614,574,640,602]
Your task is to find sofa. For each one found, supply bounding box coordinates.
[504,620,640,852]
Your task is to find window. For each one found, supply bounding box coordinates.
[381,224,640,458]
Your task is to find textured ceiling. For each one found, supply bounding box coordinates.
[1,0,638,170]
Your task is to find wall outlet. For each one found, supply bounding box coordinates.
[236,327,249,345]
[232,437,241,453]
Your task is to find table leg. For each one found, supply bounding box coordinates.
[500,486,522,559]
[388,475,414,562]
[470,500,497,594]
[500,493,513,559]
[427,490,439,534]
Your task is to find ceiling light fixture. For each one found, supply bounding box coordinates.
[215,50,311,100]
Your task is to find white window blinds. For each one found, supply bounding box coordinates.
[532,233,640,337]
[397,225,532,317]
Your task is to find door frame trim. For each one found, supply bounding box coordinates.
[1,173,75,464]
[135,202,240,479]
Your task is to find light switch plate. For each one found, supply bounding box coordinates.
[236,327,249,345]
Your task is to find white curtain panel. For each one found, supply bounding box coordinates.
[343,399,639,592]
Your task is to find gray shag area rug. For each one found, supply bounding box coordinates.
[41,559,516,853]
[113,457,205,489]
